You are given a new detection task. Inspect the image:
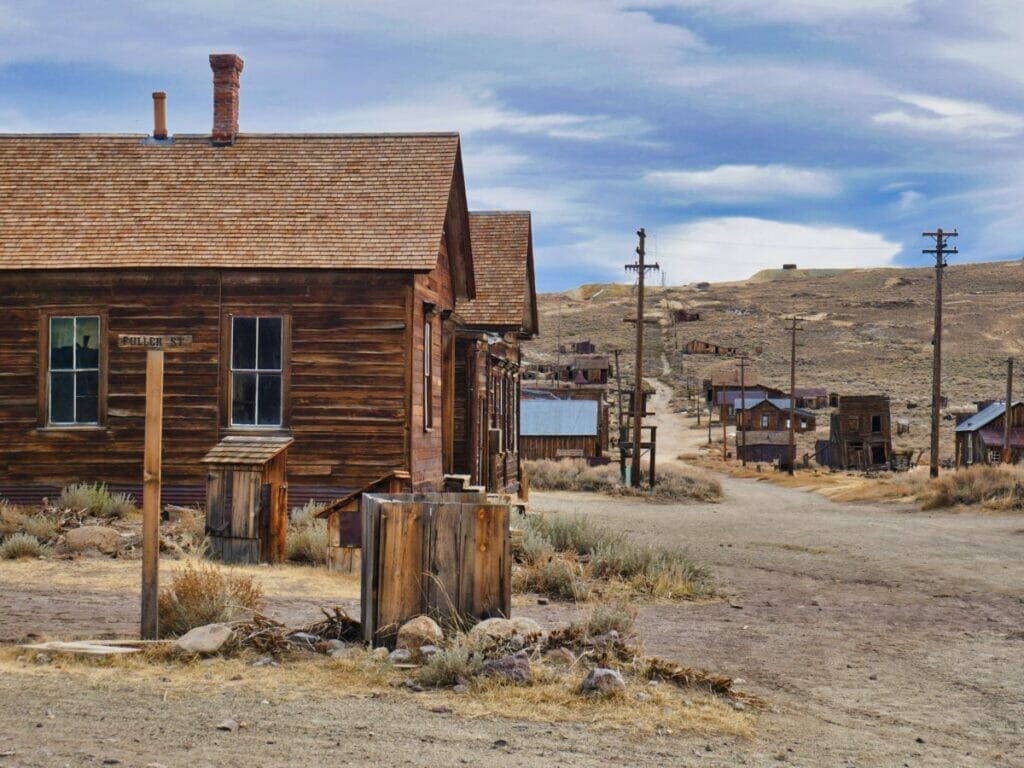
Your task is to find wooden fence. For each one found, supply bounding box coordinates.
[360,492,511,646]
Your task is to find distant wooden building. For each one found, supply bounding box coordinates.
[520,400,601,461]
[673,309,701,323]
[570,340,597,354]
[735,398,816,432]
[828,396,892,469]
[570,355,610,385]
[735,430,790,465]
[954,400,1023,466]
[0,53,490,505]
[793,387,829,410]
[522,387,610,453]
[452,211,539,494]
[685,340,738,356]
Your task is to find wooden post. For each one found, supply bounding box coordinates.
[141,348,164,640]
[649,425,657,485]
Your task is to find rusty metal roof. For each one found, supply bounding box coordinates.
[0,133,464,272]
[201,435,294,465]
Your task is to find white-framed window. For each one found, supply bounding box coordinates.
[761,415,770,428]
[423,316,433,429]
[230,316,283,426]
[48,315,100,425]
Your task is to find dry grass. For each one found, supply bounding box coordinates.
[525,459,722,503]
[57,482,137,519]
[0,532,45,560]
[157,560,265,638]
[918,465,1024,511]
[515,513,712,602]
[416,641,485,687]
[286,500,328,565]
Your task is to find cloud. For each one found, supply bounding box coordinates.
[468,185,597,225]
[649,217,902,282]
[657,0,917,25]
[306,88,647,142]
[896,189,924,212]
[646,164,840,202]
[874,94,1024,140]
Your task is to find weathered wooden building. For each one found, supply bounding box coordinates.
[793,387,829,410]
[520,400,601,461]
[954,400,1023,466]
[735,398,816,432]
[685,340,738,356]
[450,211,538,493]
[522,387,610,453]
[827,395,892,470]
[673,309,701,323]
[0,53,493,505]
[735,430,790,465]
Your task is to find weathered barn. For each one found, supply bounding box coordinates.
[520,400,601,460]
[954,400,1023,466]
[522,387,610,453]
[735,398,816,432]
[827,395,892,469]
[450,211,538,493]
[0,53,499,506]
[685,340,738,356]
[735,430,791,465]
[570,355,610,385]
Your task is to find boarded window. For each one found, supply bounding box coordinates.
[48,315,100,425]
[231,316,283,426]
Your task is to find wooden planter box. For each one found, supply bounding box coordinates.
[360,492,511,646]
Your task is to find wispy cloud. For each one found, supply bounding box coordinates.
[651,217,901,283]
[874,94,1024,140]
[659,0,917,25]
[646,164,840,202]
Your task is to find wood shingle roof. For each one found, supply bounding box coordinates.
[457,211,537,336]
[0,133,465,272]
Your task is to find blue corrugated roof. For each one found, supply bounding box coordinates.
[955,400,1020,432]
[521,399,598,437]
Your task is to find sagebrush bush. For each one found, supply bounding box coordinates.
[20,514,58,542]
[919,465,1024,511]
[512,553,590,601]
[58,482,137,518]
[0,533,45,560]
[524,459,723,502]
[0,505,27,538]
[416,643,484,687]
[572,601,636,638]
[157,560,265,637]
[287,500,328,564]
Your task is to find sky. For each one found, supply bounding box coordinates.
[2,1,1024,291]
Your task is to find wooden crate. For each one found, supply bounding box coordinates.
[360,492,510,646]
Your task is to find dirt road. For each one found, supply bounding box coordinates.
[528,377,1024,766]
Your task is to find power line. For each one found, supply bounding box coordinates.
[647,235,899,251]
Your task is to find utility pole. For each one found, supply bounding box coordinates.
[625,228,658,487]
[556,295,563,371]
[738,355,749,466]
[613,349,624,428]
[923,229,957,478]
[786,317,804,476]
[1006,357,1015,464]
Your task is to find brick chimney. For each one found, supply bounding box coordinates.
[209,53,244,145]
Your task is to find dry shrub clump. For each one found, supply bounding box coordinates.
[58,482,137,518]
[524,459,722,503]
[918,465,1024,511]
[514,513,711,601]
[417,641,485,687]
[287,500,329,565]
[157,560,265,637]
[0,532,45,560]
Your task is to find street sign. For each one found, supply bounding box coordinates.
[118,334,192,350]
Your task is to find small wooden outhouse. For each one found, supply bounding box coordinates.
[202,436,293,564]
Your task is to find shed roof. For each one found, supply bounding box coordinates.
[794,387,828,398]
[521,400,598,437]
[457,211,537,335]
[201,436,294,465]
[955,401,1021,433]
[979,427,1024,448]
[734,397,816,419]
[0,133,471,283]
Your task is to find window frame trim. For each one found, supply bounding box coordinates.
[423,313,434,431]
[38,309,108,429]
[221,311,291,431]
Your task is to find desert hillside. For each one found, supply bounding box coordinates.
[523,260,1024,461]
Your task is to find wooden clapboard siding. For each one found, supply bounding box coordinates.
[0,268,421,494]
[520,435,600,461]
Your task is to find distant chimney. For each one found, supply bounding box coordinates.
[152,92,167,139]
[209,53,244,145]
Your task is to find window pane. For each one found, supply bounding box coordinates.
[232,372,257,425]
[257,374,282,426]
[76,316,100,368]
[232,317,257,370]
[76,371,99,423]
[50,317,74,369]
[50,372,74,423]
[257,317,282,370]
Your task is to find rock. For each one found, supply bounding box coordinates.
[469,617,545,648]
[370,647,390,662]
[322,639,346,653]
[635,691,651,702]
[543,647,576,667]
[396,616,443,651]
[288,632,320,647]
[329,645,361,660]
[175,624,234,655]
[388,648,412,664]
[481,651,532,684]
[580,667,625,695]
[731,701,747,712]
[418,644,439,661]
[33,653,52,665]
[215,718,239,732]
[250,654,277,667]
[64,526,121,554]
[536,597,549,606]
[403,680,425,693]
[453,684,469,694]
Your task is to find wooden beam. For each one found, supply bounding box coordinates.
[141,348,164,640]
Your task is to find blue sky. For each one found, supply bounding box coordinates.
[2,1,1024,290]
